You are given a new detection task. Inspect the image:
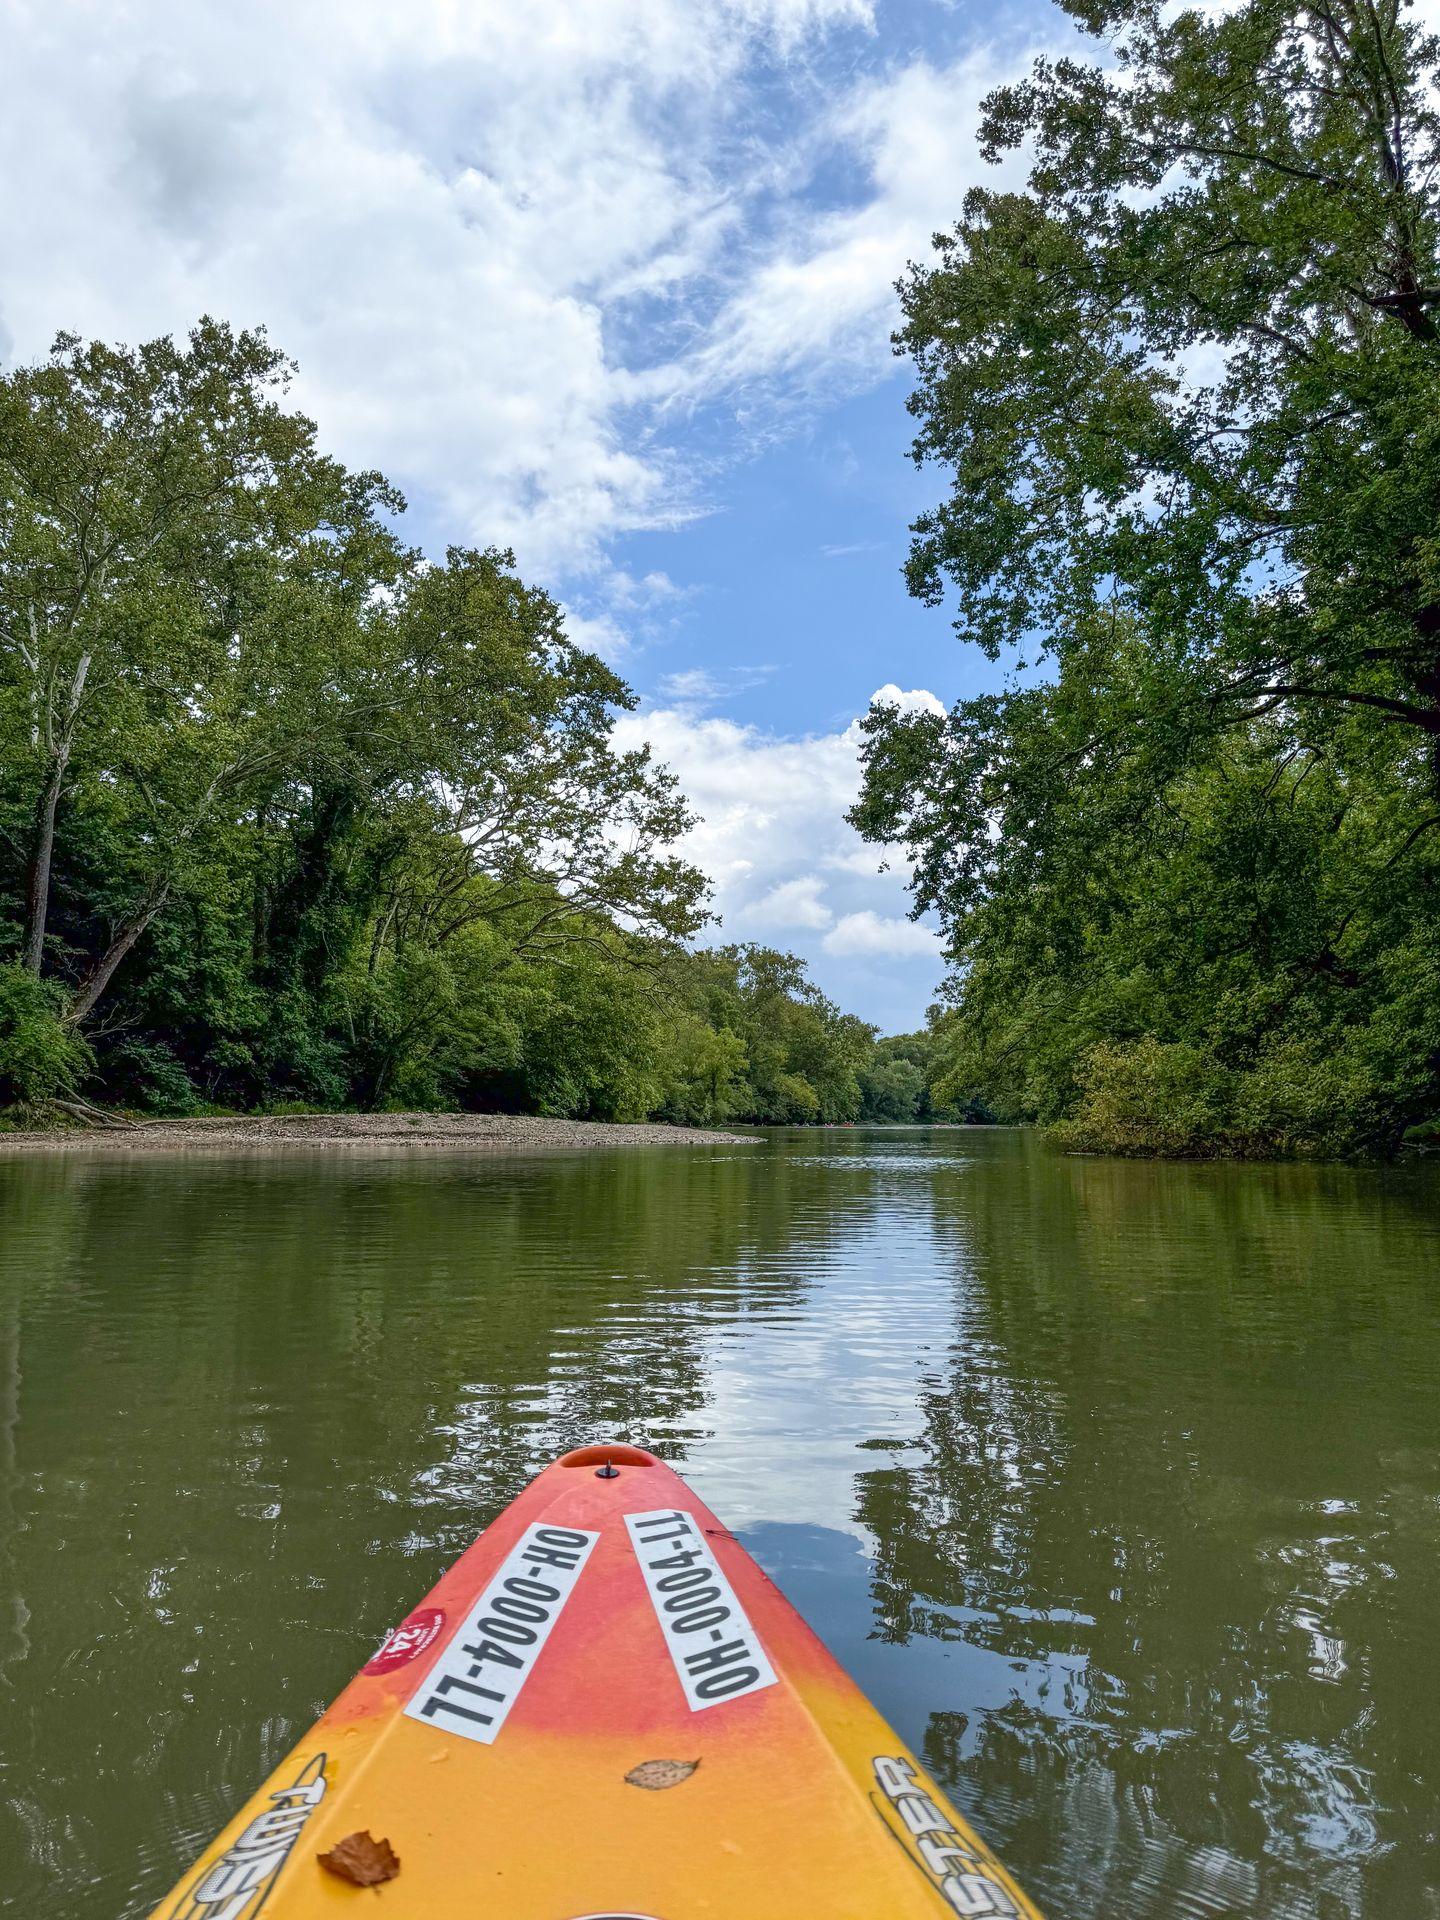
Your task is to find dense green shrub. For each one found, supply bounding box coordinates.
[0,964,92,1109]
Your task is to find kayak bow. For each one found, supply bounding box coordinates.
[150,1444,1043,1918]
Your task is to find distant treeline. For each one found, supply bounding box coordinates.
[0,324,958,1130]
[854,0,1440,1159]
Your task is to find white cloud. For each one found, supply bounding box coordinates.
[669,53,1036,405]
[653,663,779,710]
[823,846,891,877]
[0,0,875,591]
[1,1,1051,604]
[870,682,947,717]
[823,910,941,957]
[615,704,864,900]
[1,0,1055,698]
[560,606,634,666]
[658,668,731,707]
[612,686,945,1017]
[609,570,686,609]
[753,875,835,929]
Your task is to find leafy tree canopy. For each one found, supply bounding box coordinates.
[896,0,1440,776]
[856,0,1440,1155]
[0,321,931,1130]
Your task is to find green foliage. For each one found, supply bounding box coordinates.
[651,945,876,1126]
[649,1016,748,1128]
[895,0,1440,773]
[858,1028,983,1124]
[95,1036,204,1115]
[868,659,1440,1154]
[857,0,1440,1158]
[0,963,91,1108]
[0,322,707,1046]
[858,1049,926,1124]
[0,320,918,1131]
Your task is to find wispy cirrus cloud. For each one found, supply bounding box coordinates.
[0,0,878,585]
[0,0,1042,616]
[648,52,1036,419]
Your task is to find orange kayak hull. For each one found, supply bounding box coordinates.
[150,1445,1043,1918]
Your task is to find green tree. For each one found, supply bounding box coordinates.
[351,547,707,989]
[879,665,1440,1154]
[656,1017,750,1127]
[890,0,1440,788]
[0,326,708,1103]
[0,320,897,1129]
[858,1048,926,1123]
[0,322,404,1023]
[856,0,1440,1156]
[0,965,91,1110]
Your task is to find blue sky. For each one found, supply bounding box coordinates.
[0,0,1072,1030]
[610,382,958,735]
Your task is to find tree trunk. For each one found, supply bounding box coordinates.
[64,881,170,1028]
[21,746,68,975]
[21,649,91,977]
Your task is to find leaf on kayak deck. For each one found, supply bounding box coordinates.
[626,1758,700,1791]
[318,1831,401,1885]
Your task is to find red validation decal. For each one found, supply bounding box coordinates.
[364,1606,446,1675]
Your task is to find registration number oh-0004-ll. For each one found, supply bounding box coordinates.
[404,1523,599,1745]
[625,1509,777,1710]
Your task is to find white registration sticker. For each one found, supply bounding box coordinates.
[625,1508,777,1710]
[404,1522,598,1744]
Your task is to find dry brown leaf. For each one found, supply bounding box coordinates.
[625,1758,700,1791]
[317,1831,401,1886]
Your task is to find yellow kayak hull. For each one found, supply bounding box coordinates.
[150,1445,1043,1918]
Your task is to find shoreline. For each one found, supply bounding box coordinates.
[0,1110,759,1155]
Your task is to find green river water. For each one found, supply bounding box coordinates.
[1,1127,1438,1918]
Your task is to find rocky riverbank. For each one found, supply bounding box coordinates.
[0,1110,758,1153]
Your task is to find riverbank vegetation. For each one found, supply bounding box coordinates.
[0,326,949,1131]
[856,0,1440,1157]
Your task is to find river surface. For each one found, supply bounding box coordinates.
[1,1127,1438,1919]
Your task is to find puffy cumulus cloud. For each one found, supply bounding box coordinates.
[753,875,835,930]
[612,687,945,1024]
[869,682,947,717]
[823,910,941,957]
[613,704,863,901]
[0,0,873,589]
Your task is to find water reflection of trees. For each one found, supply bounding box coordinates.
[857,1142,1440,1920]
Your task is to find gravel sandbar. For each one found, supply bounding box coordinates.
[0,1111,758,1154]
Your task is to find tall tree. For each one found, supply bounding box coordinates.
[0,321,403,1017]
[855,0,1440,1155]
[358,546,708,977]
[886,0,1440,787]
[0,328,706,1044]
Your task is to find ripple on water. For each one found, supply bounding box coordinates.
[1,1131,1438,1918]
